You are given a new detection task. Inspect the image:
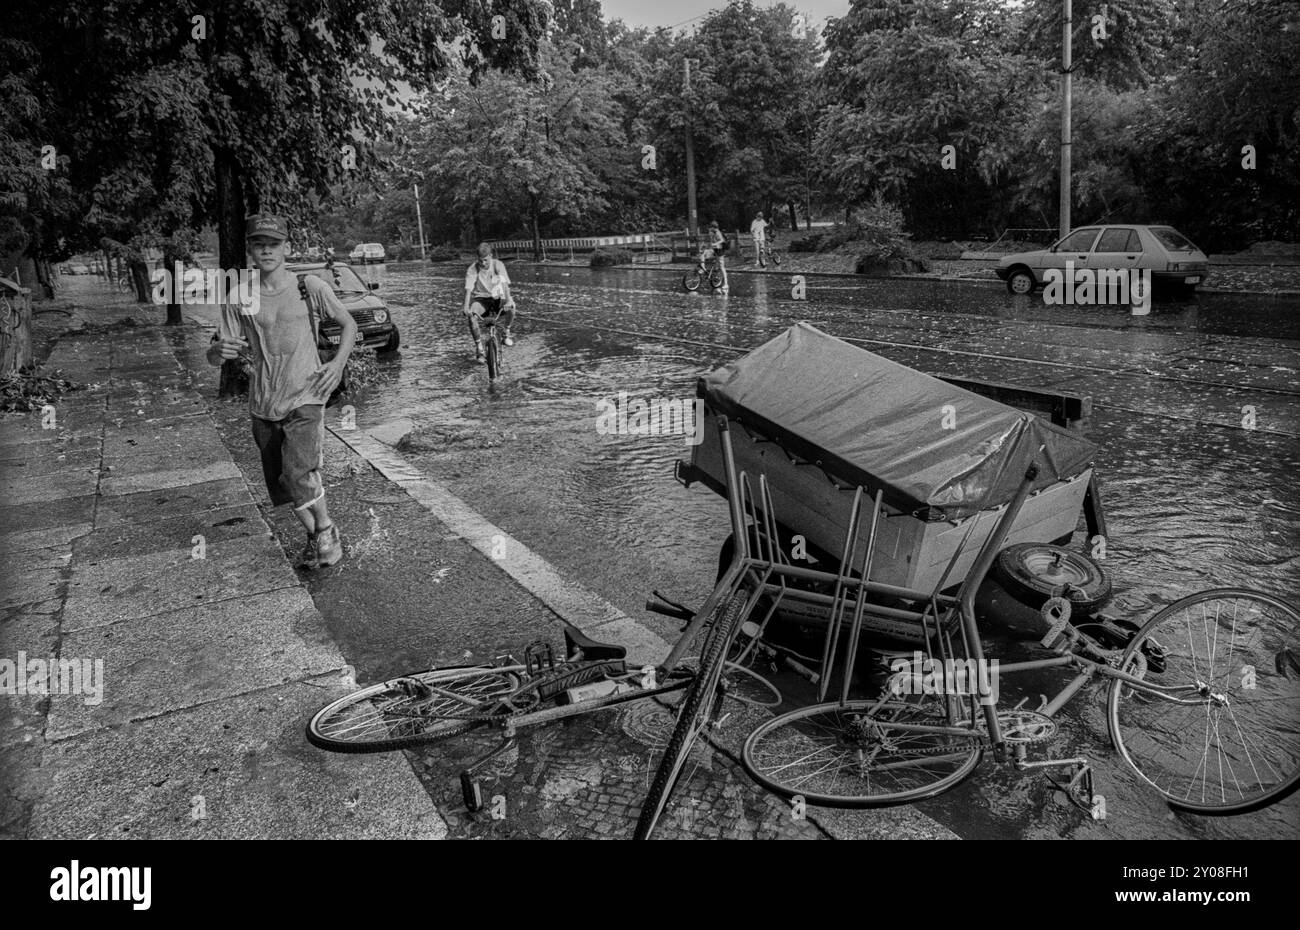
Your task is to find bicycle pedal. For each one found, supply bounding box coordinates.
[460,772,483,812]
[392,677,432,699]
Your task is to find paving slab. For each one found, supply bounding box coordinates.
[98,459,242,497]
[28,674,445,840]
[0,544,72,576]
[0,737,46,839]
[0,422,102,449]
[48,587,342,740]
[0,449,103,481]
[0,568,66,611]
[102,426,229,465]
[0,468,100,506]
[0,523,94,557]
[0,494,97,536]
[106,391,207,420]
[0,602,63,749]
[91,477,252,527]
[62,531,296,631]
[73,503,268,563]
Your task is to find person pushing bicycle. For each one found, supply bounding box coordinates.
[703,220,729,293]
[462,242,515,363]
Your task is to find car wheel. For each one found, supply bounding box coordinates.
[1006,268,1036,295]
[378,326,400,355]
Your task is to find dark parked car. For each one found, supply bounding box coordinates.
[288,261,400,354]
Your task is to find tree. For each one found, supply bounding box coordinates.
[635,1,821,231]
[4,0,551,387]
[1022,0,1176,90]
[816,0,1046,237]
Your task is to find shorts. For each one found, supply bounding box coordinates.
[251,405,325,510]
[469,296,503,317]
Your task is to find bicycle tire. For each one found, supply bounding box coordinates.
[708,268,725,290]
[485,331,500,380]
[634,588,750,839]
[306,666,521,753]
[743,694,983,808]
[682,271,702,291]
[1107,587,1300,815]
[770,251,782,267]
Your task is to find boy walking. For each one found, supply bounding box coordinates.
[207,214,356,567]
[750,211,768,265]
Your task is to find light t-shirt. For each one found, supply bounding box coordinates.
[465,259,510,299]
[750,219,767,241]
[217,274,344,421]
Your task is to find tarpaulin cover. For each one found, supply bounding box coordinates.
[699,323,1097,519]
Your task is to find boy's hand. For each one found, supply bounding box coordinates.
[311,359,345,396]
[214,336,249,360]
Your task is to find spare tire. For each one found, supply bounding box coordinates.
[989,542,1112,617]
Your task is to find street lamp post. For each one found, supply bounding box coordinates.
[413,183,428,261]
[684,58,699,243]
[1060,0,1072,239]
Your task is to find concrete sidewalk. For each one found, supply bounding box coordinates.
[0,301,444,838]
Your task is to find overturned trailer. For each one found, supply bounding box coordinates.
[679,323,1101,599]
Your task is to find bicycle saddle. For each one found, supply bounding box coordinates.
[563,627,627,661]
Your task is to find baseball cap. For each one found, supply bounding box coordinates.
[245,214,289,242]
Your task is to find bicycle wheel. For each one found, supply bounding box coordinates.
[306,666,522,753]
[485,331,500,380]
[770,251,782,267]
[682,270,702,291]
[743,693,983,808]
[634,588,750,839]
[1107,588,1300,815]
[708,268,725,289]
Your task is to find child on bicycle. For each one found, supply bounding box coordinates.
[462,242,516,363]
[705,221,729,293]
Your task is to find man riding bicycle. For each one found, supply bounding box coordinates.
[462,242,515,362]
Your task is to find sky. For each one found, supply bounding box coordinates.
[599,0,852,31]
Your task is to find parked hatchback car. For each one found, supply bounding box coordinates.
[288,261,400,354]
[349,242,386,263]
[996,225,1210,295]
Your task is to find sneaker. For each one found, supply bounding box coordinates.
[315,523,343,567]
[502,329,514,347]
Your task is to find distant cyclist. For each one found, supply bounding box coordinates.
[705,220,729,293]
[462,242,515,362]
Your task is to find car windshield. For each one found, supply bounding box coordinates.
[1150,227,1199,252]
[301,265,368,294]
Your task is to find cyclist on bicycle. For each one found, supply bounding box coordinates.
[704,221,729,293]
[462,242,515,363]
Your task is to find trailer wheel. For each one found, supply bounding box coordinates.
[989,543,1112,618]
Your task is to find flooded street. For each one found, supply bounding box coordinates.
[328,260,1300,841]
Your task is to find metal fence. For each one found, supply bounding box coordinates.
[487,232,679,263]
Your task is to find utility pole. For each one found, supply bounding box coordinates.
[684,58,699,243]
[413,183,428,261]
[1059,0,1072,239]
